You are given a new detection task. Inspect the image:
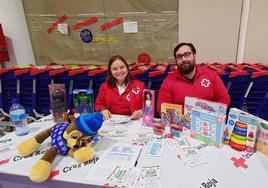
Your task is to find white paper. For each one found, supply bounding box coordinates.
[100,115,131,137]
[165,136,191,150]
[105,165,141,187]
[178,146,207,167]
[144,139,164,157]
[137,166,161,188]
[104,115,131,126]
[99,127,128,137]
[132,127,156,146]
[58,23,69,35]
[0,143,17,159]
[84,143,142,184]
[123,21,138,33]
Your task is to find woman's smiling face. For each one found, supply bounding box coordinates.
[110,59,128,85]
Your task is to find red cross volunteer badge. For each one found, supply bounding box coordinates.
[132,86,141,95]
[201,78,210,88]
[126,93,130,101]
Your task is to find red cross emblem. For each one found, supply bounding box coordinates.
[49,170,59,179]
[132,86,140,95]
[126,93,130,101]
[231,157,248,169]
[201,78,210,88]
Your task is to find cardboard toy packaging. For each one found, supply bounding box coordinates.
[161,103,183,137]
[142,90,155,127]
[256,119,268,156]
[49,84,66,123]
[73,89,94,114]
[225,108,259,152]
[184,97,227,129]
[191,108,225,148]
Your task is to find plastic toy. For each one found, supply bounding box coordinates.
[225,108,259,152]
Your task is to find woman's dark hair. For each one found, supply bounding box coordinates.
[106,55,133,88]
[144,90,152,100]
[173,42,196,59]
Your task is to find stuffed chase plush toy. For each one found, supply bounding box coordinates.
[17,112,103,183]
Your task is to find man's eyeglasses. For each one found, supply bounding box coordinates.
[176,52,192,61]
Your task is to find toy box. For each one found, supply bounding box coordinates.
[191,108,225,148]
[256,119,268,156]
[73,89,94,114]
[161,103,183,137]
[225,108,259,152]
[142,89,155,127]
[184,97,227,129]
[49,84,66,122]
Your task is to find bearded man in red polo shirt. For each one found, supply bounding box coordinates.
[157,42,230,115]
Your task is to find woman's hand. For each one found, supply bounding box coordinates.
[101,109,112,120]
[130,110,143,120]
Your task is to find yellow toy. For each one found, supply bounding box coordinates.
[17,112,103,182]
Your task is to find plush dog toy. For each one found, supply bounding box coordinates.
[17,112,103,183]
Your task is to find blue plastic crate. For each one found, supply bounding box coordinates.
[15,69,34,115]
[228,74,252,109]
[34,70,52,115]
[1,69,17,114]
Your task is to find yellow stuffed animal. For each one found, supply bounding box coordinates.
[17,112,103,183]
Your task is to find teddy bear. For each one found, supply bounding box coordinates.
[17,112,103,183]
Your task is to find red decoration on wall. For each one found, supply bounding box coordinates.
[100,17,124,31]
[47,15,68,34]
[0,24,10,62]
[72,16,98,30]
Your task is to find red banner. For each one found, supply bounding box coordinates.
[72,16,98,30]
[47,15,68,34]
[100,17,123,31]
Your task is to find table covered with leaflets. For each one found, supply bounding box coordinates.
[0,115,268,188]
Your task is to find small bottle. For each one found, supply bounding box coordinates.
[9,98,29,136]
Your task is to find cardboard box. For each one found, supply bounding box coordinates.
[256,119,268,156]
[161,103,183,137]
[225,108,259,152]
[73,89,94,114]
[142,89,155,127]
[184,97,227,129]
[191,108,225,148]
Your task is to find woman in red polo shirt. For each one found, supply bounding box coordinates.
[95,55,146,120]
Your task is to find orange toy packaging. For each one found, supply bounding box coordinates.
[224,108,259,152]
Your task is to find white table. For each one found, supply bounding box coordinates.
[0,115,268,188]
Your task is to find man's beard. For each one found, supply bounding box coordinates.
[178,60,196,75]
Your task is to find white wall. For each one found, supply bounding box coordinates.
[179,0,243,64]
[244,0,268,63]
[0,0,35,67]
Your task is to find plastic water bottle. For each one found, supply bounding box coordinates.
[9,99,29,136]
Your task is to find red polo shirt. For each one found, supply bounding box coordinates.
[157,66,230,115]
[95,79,146,115]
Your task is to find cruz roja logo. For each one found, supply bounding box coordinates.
[200,178,218,188]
